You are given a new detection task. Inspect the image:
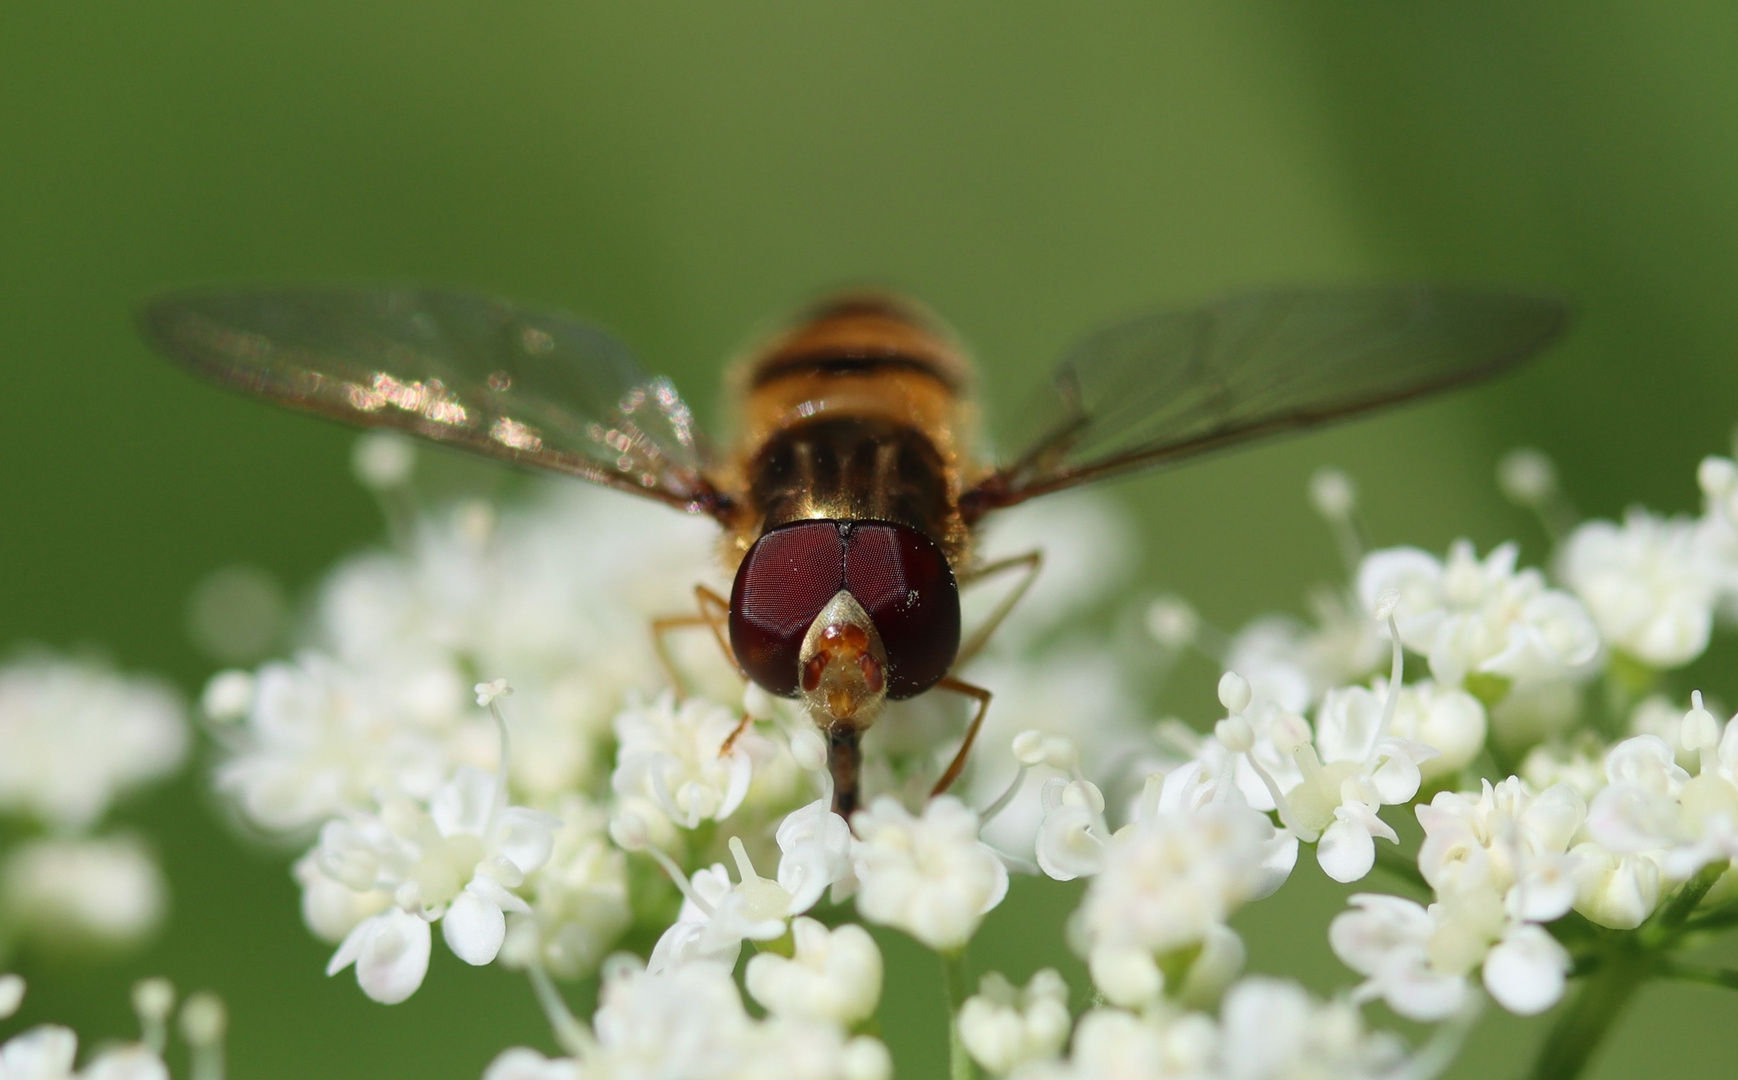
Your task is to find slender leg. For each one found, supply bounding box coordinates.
[719,712,755,756]
[650,583,741,696]
[953,549,1043,668]
[930,676,992,798]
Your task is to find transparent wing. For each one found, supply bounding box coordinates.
[964,284,1567,517]
[140,287,729,516]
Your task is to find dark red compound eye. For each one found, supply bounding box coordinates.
[841,523,959,698]
[729,519,960,700]
[729,521,847,696]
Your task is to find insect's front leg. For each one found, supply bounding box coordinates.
[930,676,993,798]
[953,549,1043,668]
[650,583,742,698]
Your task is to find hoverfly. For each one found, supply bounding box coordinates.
[139,285,1566,814]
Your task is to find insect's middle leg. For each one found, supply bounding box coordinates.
[650,583,741,697]
[953,549,1043,669]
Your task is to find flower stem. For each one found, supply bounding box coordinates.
[1527,945,1650,1080]
[528,965,593,1058]
[940,948,976,1080]
[1641,860,1729,948]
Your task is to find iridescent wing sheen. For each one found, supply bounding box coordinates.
[963,284,1567,518]
[140,287,729,516]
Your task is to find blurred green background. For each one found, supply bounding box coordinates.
[5,2,1738,1076]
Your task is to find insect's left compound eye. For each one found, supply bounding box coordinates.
[729,521,848,697]
[843,523,960,699]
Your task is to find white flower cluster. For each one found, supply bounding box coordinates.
[0,653,186,955]
[175,431,1738,1077]
[204,482,722,1002]
[1312,447,1738,1022]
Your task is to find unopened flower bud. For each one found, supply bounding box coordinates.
[1012,730,1048,766]
[1681,691,1720,752]
[132,973,175,1022]
[1698,455,1738,500]
[1146,595,1199,649]
[1217,671,1252,715]
[841,1036,893,1080]
[1309,468,1356,521]
[1088,945,1163,1008]
[351,432,415,490]
[1498,448,1557,507]
[0,974,22,1020]
[200,669,254,722]
[609,812,650,851]
[178,992,227,1047]
[1371,588,1401,621]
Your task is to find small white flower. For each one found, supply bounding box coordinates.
[1586,700,1738,878]
[1332,884,1572,1020]
[774,798,854,912]
[0,1025,79,1080]
[1034,778,1109,881]
[1562,510,1722,670]
[1219,976,1408,1080]
[1568,843,1661,930]
[320,768,556,1002]
[958,969,1071,1076]
[745,917,883,1026]
[647,854,787,974]
[481,1047,580,1080]
[1,836,167,950]
[1234,677,1434,883]
[1329,894,1469,1021]
[1073,788,1279,1001]
[0,654,187,832]
[474,679,512,707]
[1357,540,1598,689]
[851,796,1008,952]
[611,693,756,829]
[1415,778,1585,920]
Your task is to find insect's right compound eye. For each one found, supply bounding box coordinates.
[728,521,847,697]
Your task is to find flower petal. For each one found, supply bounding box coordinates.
[1317,818,1377,883]
[355,909,432,1004]
[443,887,507,966]
[1483,923,1569,1015]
